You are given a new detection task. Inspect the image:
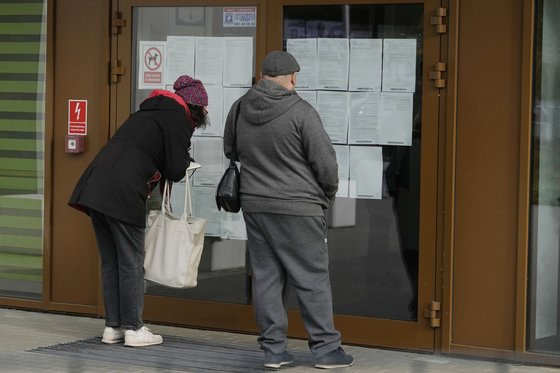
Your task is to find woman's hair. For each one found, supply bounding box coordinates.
[187,104,209,129]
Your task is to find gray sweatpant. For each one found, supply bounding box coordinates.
[243,212,341,358]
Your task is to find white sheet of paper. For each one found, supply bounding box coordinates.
[220,211,247,240]
[165,36,195,85]
[223,37,253,87]
[382,39,417,92]
[195,37,224,86]
[138,41,166,89]
[349,146,382,199]
[195,85,223,137]
[317,91,348,144]
[191,186,221,237]
[223,87,250,123]
[333,145,349,198]
[348,92,380,145]
[379,92,413,146]
[317,38,349,90]
[297,90,317,111]
[349,39,382,91]
[192,137,223,186]
[286,38,317,90]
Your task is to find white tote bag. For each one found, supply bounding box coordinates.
[144,178,206,288]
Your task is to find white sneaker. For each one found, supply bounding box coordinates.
[101,327,124,344]
[124,326,163,347]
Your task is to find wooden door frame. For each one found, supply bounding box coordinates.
[440,0,527,360]
[0,0,104,317]
[439,0,560,366]
[110,0,442,351]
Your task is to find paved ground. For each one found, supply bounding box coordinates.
[0,307,557,373]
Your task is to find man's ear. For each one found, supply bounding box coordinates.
[291,72,297,86]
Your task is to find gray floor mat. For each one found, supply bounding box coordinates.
[27,335,311,372]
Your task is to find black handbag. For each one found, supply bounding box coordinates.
[216,103,241,213]
[216,159,241,212]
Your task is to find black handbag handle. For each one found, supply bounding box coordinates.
[230,101,242,165]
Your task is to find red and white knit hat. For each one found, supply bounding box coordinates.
[173,75,208,107]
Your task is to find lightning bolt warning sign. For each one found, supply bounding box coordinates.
[68,99,87,135]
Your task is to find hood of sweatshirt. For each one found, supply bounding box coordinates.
[241,79,302,125]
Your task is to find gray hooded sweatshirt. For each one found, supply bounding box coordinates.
[224,79,338,216]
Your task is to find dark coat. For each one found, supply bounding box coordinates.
[68,95,194,227]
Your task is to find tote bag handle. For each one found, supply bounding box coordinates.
[160,176,193,220]
[183,175,193,219]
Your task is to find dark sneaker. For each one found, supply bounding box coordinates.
[315,348,354,369]
[264,350,294,369]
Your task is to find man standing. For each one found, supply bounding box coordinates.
[224,51,354,369]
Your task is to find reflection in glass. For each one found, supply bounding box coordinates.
[283,4,423,320]
[527,0,560,355]
[0,1,46,300]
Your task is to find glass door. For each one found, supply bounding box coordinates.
[114,0,441,351]
[130,5,257,306]
[267,0,441,350]
[280,2,423,322]
[115,0,264,334]
[528,0,560,356]
[0,0,47,300]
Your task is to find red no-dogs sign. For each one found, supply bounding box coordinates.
[138,41,166,89]
[68,99,87,135]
